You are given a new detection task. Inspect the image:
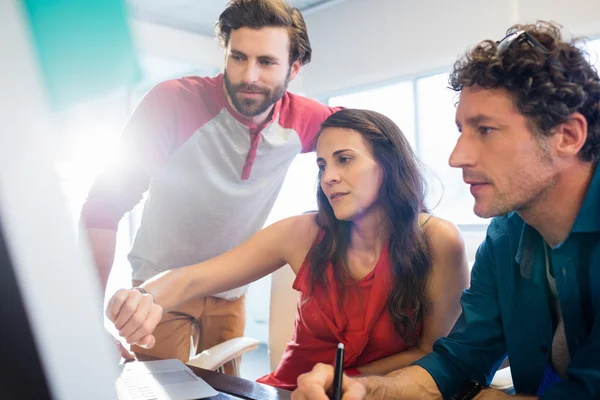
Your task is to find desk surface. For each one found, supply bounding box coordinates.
[135,355,291,400]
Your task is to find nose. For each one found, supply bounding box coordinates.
[241,61,260,83]
[321,165,341,185]
[449,133,477,169]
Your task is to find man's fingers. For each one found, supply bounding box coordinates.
[310,362,335,388]
[341,377,366,400]
[292,383,329,400]
[124,302,163,345]
[106,289,134,322]
[294,363,334,400]
[113,291,143,330]
[290,389,308,400]
[137,334,156,349]
[119,294,153,338]
[293,363,366,400]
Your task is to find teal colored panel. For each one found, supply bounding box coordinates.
[22,0,140,111]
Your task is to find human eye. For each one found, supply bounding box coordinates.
[338,156,352,164]
[478,126,496,135]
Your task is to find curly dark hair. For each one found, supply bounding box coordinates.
[449,21,600,162]
[215,0,311,66]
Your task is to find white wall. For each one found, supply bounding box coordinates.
[128,20,311,95]
[126,0,600,97]
[302,0,600,98]
[130,20,223,72]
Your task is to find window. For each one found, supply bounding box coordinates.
[416,73,488,225]
[328,82,417,149]
[327,74,487,227]
[587,38,600,70]
[262,153,319,226]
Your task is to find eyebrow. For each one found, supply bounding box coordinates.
[258,55,279,63]
[316,149,354,163]
[230,49,280,62]
[230,49,245,55]
[455,114,500,129]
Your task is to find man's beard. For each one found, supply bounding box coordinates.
[224,70,290,117]
[473,137,557,218]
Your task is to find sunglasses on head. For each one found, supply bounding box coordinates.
[496,30,549,54]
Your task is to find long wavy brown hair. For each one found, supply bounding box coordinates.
[308,109,431,345]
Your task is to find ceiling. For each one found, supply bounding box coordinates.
[127,0,344,36]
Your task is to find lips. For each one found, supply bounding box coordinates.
[467,182,487,186]
[238,85,266,95]
[330,192,348,201]
[469,183,489,195]
[239,91,263,98]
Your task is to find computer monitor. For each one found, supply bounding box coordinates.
[0,2,120,399]
[0,180,124,400]
[0,218,52,399]
[0,136,121,400]
[0,131,121,400]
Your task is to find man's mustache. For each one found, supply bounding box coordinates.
[234,84,268,94]
[463,170,491,183]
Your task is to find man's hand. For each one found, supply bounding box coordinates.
[292,363,367,400]
[106,288,163,348]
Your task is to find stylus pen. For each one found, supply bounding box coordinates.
[332,343,344,400]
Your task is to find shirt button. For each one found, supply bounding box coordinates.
[540,345,548,354]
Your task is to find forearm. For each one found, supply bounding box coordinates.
[138,218,304,313]
[140,266,197,312]
[84,228,117,292]
[358,347,428,376]
[140,254,260,312]
[356,365,442,400]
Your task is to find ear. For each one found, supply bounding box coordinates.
[554,112,588,158]
[288,59,302,81]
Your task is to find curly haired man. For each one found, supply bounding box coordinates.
[292,21,600,400]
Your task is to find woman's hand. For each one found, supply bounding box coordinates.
[105,288,163,348]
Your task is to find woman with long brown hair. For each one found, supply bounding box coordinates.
[106,109,469,390]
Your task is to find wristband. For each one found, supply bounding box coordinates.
[454,381,484,400]
[133,287,154,302]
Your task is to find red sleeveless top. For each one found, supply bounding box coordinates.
[256,243,422,390]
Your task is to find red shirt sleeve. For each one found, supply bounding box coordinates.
[278,93,343,153]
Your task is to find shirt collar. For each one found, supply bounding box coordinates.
[515,163,599,280]
[515,219,544,282]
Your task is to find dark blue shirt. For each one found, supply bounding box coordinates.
[415,165,600,399]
